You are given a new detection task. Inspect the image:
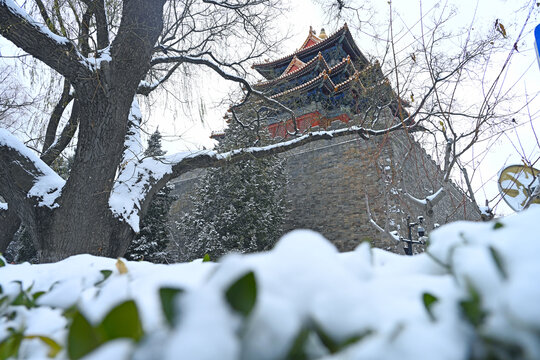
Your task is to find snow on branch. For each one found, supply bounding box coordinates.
[110,115,418,233]
[365,194,400,243]
[0,129,65,208]
[405,187,446,207]
[109,99,147,230]
[84,46,112,71]
[1,0,68,44]
[123,99,144,160]
[0,0,90,80]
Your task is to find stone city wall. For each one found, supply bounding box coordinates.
[167,123,479,256]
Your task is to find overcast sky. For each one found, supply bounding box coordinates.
[147,0,539,215]
[1,0,539,215]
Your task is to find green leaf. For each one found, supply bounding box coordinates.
[313,323,339,353]
[422,292,439,322]
[101,270,113,280]
[225,271,257,317]
[95,270,113,286]
[12,290,32,308]
[285,328,310,360]
[313,322,372,354]
[0,255,5,267]
[202,254,211,262]
[98,300,143,342]
[459,281,487,328]
[67,312,101,360]
[489,246,508,280]
[493,222,504,230]
[339,331,372,348]
[24,335,62,358]
[0,331,23,359]
[159,287,184,327]
[32,291,45,302]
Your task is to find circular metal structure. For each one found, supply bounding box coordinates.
[498,164,540,212]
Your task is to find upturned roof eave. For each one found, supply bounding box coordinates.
[252,24,368,77]
[253,53,330,90]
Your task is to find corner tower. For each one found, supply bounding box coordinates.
[243,25,407,138]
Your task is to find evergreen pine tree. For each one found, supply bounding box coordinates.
[178,121,287,261]
[125,130,175,262]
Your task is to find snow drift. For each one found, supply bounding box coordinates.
[1,206,539,359]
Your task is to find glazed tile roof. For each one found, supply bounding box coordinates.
[299,26,323,50]
[253,52,329,90]
[252,24,368,79]
[266,60,388,100]
[269,69,368,100]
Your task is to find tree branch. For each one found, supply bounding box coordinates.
[0,129,64,208]
[34,0,59,35]
[365,194,400,243]
[42,79,73,153]
[0,1,91,81]
[137,63,181,96]
[93,0,109,49]
[201,0,268,10]
[110,121,415,233]
[151,54,298,131]
[41,100,80,165]
[0,130,65,251]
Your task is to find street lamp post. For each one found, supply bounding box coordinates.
[403,215,425,256]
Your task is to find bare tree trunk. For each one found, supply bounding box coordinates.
[0,209,21,253]
[0,0,166,262]
[37,90,135,262]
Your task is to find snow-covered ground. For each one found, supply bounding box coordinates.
[1,207,539,360]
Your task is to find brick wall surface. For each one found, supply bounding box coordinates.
[167,129,479,257]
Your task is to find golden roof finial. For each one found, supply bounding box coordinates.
[319,28,327,39]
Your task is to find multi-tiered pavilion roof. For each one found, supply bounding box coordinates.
[234,24,407,138]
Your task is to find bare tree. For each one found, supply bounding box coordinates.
[0,0,413,262]
[0,0,288,261]
[315,0,539,245]
[2,0,534,262]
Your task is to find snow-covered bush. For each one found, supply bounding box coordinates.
[178,120,287,261]
[1,207,539,359]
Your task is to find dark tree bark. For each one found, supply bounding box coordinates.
[0,0,167,262]
[0,209,20,253]
[3,0,410,263]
